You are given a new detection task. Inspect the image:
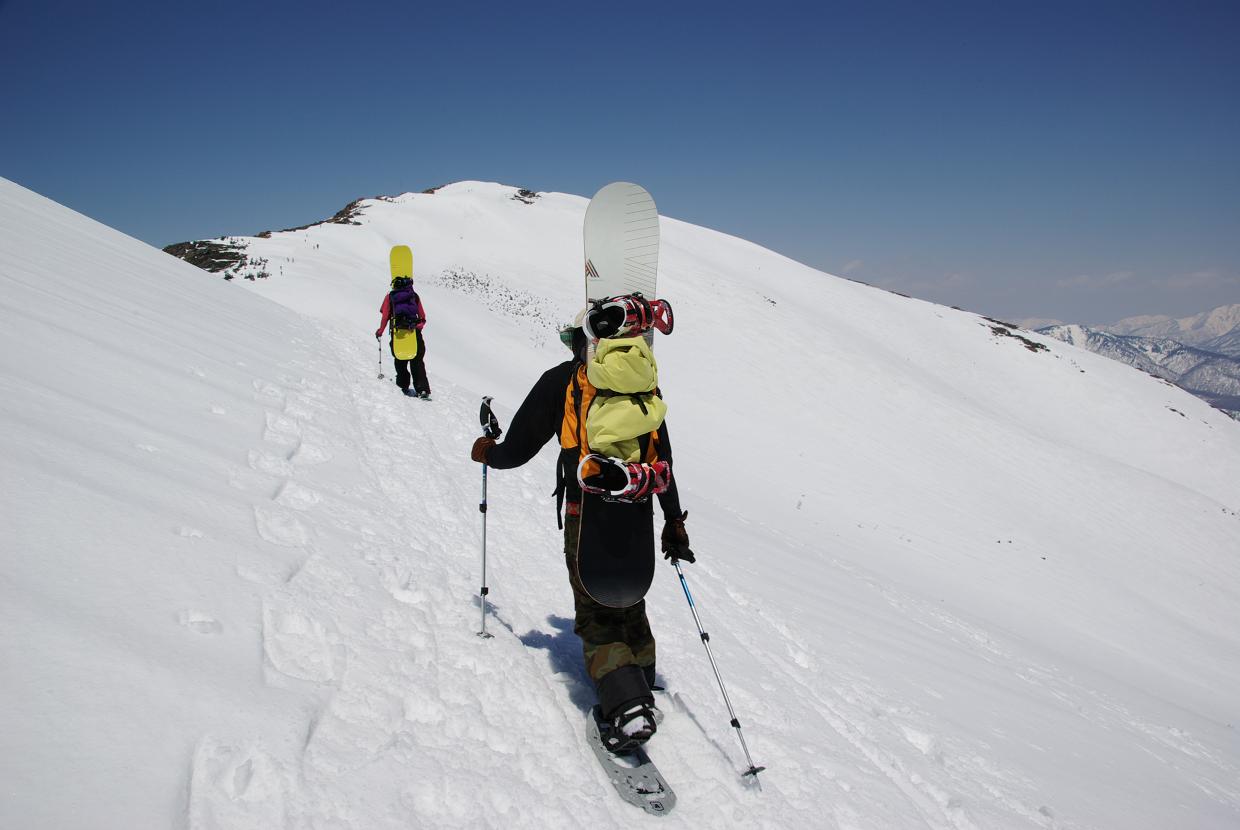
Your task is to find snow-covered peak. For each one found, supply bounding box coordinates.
[1190,303,1240,335]
[1104,303,1240,345]
[1040,322,1092,347]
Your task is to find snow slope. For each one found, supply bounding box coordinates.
[5,178,1240,830]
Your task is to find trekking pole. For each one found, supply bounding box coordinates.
[377,337,385,379]
[477,396,503,638]
[672,557,766,784]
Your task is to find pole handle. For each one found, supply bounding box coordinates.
[480,396,503,439]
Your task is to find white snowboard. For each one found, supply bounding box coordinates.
[583,182,660,303]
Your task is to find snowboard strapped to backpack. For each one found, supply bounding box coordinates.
[571,185,672,609]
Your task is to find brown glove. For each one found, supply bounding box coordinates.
[661,511,694,563]
[471,437,496,464]
[468,436,493,464]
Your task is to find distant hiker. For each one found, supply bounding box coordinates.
[470,323,692,750]
[375,276,431,399]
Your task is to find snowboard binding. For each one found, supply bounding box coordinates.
[578,455,671,503]
[583,293,674,340]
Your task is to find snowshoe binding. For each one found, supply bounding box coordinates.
[595,703,658,755]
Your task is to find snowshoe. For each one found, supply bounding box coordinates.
[585,705,676,815]
[583,293,673,340]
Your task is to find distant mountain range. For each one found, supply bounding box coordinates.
[1035,304,1240,418]
[1104,305,1240,357]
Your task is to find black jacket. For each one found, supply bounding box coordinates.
[486,359,684,522]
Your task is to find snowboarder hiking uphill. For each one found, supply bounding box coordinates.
[471,184,760,812]
[470,321,693,755]
[375,245,431,399]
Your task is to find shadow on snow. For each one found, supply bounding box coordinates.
[519,614,596,712]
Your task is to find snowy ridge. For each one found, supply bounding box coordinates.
[6,178,1240,829]
[1202,326,1240,359]
[1038,323,1240,418]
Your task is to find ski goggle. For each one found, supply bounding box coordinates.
[558,325,579,349]
[577,454,672,502]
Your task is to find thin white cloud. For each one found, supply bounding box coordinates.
[908,272,973,292]
[841,259,863,274]
[1157,269,1240,290]
[1055,271,1133,290]
[875,272,975,299]
[1019,317,1065,329]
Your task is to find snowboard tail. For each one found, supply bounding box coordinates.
[576,495,655,608]
[392,328,419,360]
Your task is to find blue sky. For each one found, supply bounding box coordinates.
[2,0,1237,323]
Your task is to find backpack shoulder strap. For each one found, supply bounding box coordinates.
[560,364,592,451]
[554,363,593,528]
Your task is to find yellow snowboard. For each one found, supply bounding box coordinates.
[390,245,413,281]
[392,328,419,360]
[388,245,417,359]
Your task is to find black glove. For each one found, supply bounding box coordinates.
[471,436,496,464]
[661,511,694,563]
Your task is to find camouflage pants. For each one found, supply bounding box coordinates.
[563,510,656,684]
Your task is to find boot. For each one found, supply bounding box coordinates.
[595,664,657,753]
